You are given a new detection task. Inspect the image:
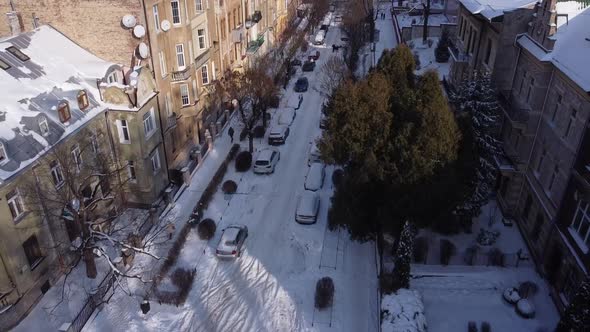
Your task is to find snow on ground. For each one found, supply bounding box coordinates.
[396,13,450,29]
[409,37,450,80]
[359,2,400,77]
[381,289,427,332]
[83,15,378,332]
[411,265,559,332]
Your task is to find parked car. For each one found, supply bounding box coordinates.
[305,162,326,191]
[291,58,302,66]
[308,50,321,61]
[279,108,296,126]
[308,141,321,166]
[334,15,342,22]
[295,191,321,224]
[253,148,280,174]
[302,61,316,72]
[314,30,326,45]
[294,77,309,92]
[216,225,248,258]
[268,125,290,145]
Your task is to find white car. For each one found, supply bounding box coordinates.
[278,108,296,126]
[314,30,326,45]
[253,148,280,174]
[216,225,248,258]
[268,125,290,145]
[308,141,321,166]
[295,191,321,224]
[304,162,326,191]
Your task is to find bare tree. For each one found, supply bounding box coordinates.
[304,0,330,34]
[21,128,166,286]
[319,55,352,96]
[422,0,431,43]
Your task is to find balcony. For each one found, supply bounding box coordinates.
[171,65,192,82]
[231,25,244,43]
[167,112,177,129]
[246,35,265,55]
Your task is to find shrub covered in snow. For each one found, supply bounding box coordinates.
[222,180,238,194]
[516,299,535,318]
[476,228,500,246]
[314,277,334,309]
[439,239,456,265]
[518,281,538,299]
[557,277,590,331]
[197,219,216,240]
[391,222,413,290]
[413,236,429,263]
[488,247,504,267]
[503,287,521,304]
[381,289,427,332]
[481,321,491,332]
[468,321,477,332]
[253,125,265,138]
[235,151,253,172]
[156,267,197,306]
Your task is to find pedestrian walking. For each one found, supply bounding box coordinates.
[228,126,235,143]
[166,222,176,240]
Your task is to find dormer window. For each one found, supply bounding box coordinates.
[6,46,30,62]
[77,90,89,110]
[107,71,118,84]
[39,116,49,136]
[0,58,10,70]
[58,102,71,123]
[0,142,8,165]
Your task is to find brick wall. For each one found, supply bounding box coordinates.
[0,0,145,65]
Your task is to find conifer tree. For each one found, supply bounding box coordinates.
[557,277,590,332]
[392,221,413,290]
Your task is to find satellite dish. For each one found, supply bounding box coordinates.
[122,15,137,29]
[130,71,139,79]
[133,25,146,38]
[130,79,138,86]
[137,42,149,59]
[161,20,171,32]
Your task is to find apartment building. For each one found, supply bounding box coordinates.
[0,25,166,328]
[494,0,590,311]
[449,0,536,95]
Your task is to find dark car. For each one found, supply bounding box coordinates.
[294,77,309,92]
[302,61,316,72]
[291,58,302,66]
[308,50,320,61]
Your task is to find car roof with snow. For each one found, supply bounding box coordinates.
[305,163,324,190]
[270,125,288,135]
[297,191,319,216]
[257,148,275,161]
[279,109,295,124]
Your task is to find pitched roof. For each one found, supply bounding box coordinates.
[460,0,537,20]
[0,25,116,183]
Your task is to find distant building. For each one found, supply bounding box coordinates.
[0,25,166,328]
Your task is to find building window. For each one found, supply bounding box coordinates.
[127,161,137,182]
[522,195,533,221]
[153,5,160,32]
[526,77,534,103]
[196,0,203,11]
[58,102,71,123]
[201,65,209,85]
[107,71,117,84]
[485,38,492,65]
[117,119,131,144]
[171,0,181,24]
[77,90,89,110]
[71,144,82,172]
[198,29,207,49]
[50,160,64,187]
[570,199,590,250]
[176,44,186,69]
[0,142,8,165]
[159,52,167,77]
[548,164,559,192]
[22,235,43,268]
[551,95,562,122]
[0,58,10,70]
[7,188,25,220]
[180,84,190,106]
[143,108,157,138]
[39,117,49,136]
[564,109,577,138]
[536,148,546,173]
[151,150,161,174]
[6,46,30,62]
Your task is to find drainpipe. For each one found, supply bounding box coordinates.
[104,111,125,203]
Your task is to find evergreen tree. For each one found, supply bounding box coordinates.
[557,277,590,332]
[392,221,413,290]
[450,72,503,223]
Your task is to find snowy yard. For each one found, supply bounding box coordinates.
[81,13,379,332]
[408,37,450,80]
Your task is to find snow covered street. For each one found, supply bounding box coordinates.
[81,5,396,331]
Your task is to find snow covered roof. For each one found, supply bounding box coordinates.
[0,25,116,183]
[460,0,537,20]
[517,6,590,92]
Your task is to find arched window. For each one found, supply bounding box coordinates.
[58,102,71,123]
[77,90,89,110]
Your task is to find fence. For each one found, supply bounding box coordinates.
[414,246,533,268]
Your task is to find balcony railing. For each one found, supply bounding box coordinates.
[171,65,192,82]
[246,34,265,55]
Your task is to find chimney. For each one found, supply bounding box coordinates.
[6,11,24,36]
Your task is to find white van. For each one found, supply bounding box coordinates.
[305,162,326,191]
[314,30,326,45]
[295,191,320,224]
[308,141,321,166]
